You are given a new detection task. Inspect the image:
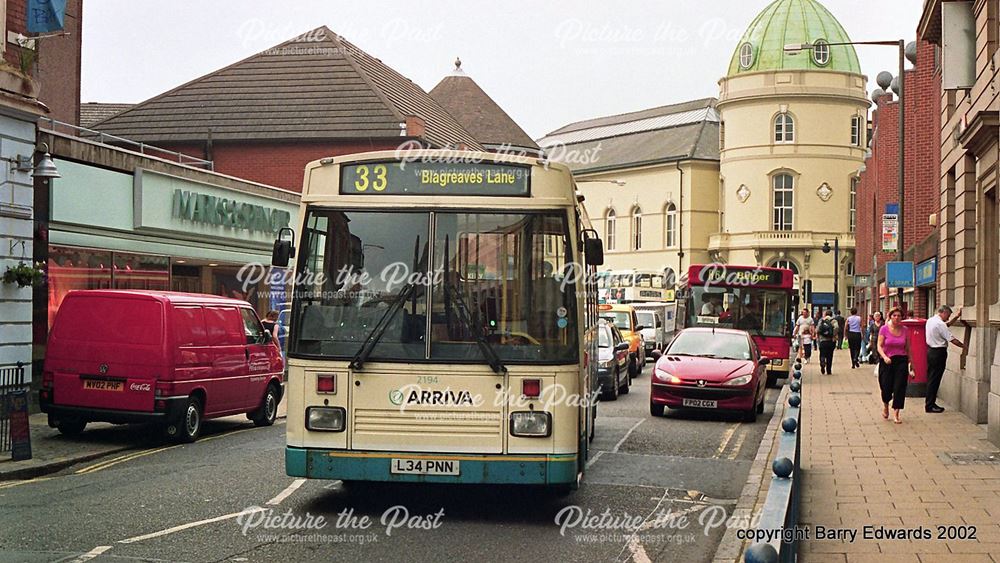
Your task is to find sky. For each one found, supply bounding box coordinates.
[81,0,924,139]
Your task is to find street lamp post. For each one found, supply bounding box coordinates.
[822,239,840,311]
[785,39,906,313]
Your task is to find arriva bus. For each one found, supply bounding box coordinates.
[680,264,796,387]
[274,150,605,491]
[597,269,675,304]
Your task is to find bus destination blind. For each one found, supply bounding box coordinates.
[340,162,530,196]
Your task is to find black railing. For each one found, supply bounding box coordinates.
[0,362,27,454]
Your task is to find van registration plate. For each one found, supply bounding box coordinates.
[390,458,460,476]
[83,379,124,392]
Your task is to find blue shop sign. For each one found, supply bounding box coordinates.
[886,262,915,288]
[915,258,937,287]
[811,292,835,306]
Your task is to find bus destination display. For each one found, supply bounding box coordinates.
[340,162,530,196]
[699,267,784,287]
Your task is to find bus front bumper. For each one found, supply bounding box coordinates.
[285,446,578,485]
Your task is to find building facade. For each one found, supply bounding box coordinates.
[919,0,1000,445]
[538,98,721,282]
[854,40,942,318]
[712,0,869,315]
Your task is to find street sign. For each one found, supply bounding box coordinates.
[882,213,899,252]
[915,258,937,287]
[811,292,835,306]
[886,262,915,288]
[854,275,871,286]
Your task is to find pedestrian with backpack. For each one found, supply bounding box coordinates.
[817,310,838,374]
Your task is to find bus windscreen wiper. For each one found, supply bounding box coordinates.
[445,280,508,375]
[349,282,419,371]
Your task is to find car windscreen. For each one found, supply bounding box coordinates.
[666,331,751,361]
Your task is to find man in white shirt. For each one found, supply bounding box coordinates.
[925,305,965,413]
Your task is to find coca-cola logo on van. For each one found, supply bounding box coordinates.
[130,383,152,392]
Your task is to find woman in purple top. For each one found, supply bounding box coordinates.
[877,307,914,423]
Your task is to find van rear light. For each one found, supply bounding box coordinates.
[155,382,174,397]
[155,399,166,411]
[522,379,541,398]
[316,374,336,394]
[41,371,53,389]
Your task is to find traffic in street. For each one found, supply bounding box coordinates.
[0,365,781,563]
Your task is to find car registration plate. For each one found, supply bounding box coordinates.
[682,398,717,409]
[83,379,124,392]
[390,458,460,476]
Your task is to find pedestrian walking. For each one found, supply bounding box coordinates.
[834,309,846,349]
[817,310,838,374]
[795,308,815,364]
[924,305,965,413]
[866,311,884,364]
[877,307,914,424]
[845,308,863,368]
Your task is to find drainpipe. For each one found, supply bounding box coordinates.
[675,161,684,274]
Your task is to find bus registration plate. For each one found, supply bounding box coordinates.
[390,458,460,476]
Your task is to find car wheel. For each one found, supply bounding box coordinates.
[650,401,665,417]
[628,355,638,378]
[56,418,87,436]
[603,370,619,401]
[166,396,203,443]
[756,391,766,414]
[619,371,630,395]
[765,372,778,388]
[589,403,596,443]
[744,392,759,423]
[251,384,280,427]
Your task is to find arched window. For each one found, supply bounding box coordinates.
[665,203,677,248]
[605,209,616,251]
[774,113,795,143]
[739,43,754,69]
[632,207,642,250]
[772,174,794,231]
[851,115,863,146]
[850,177,858,232]
[771,259,799,275]
[813,40,830,66]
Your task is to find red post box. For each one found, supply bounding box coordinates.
[902,318,927,397]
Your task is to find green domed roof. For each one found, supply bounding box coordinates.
[727,0,861,77]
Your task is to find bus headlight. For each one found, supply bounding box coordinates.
[510,411,551,437]
[723,374,753,387]
[306,407,346,432]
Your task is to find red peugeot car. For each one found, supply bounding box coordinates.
[649,328,768,422]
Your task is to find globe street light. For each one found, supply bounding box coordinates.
[822,239,840,312]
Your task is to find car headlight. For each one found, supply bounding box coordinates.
[510,411,551,437]
[654,367,681,384]
[723,374,753,387]
[306,407,346,432]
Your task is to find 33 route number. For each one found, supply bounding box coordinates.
[353,164,388,192]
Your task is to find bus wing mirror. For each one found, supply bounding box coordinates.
[272,227,296,267]
[584,236,604,266]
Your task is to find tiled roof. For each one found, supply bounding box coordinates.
[90,27,483,150]
[79,103,134,128]
[537,99,720,173]
[430,63,538,149]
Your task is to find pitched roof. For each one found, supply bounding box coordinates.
[429,61,538,150]
[537,98,720,174]
[90,27,483,150]
[80,103,134,128]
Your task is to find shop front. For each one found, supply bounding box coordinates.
[42,159,299,329]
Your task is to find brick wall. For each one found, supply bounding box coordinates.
[158,140,404,192]
[855,41,941,312]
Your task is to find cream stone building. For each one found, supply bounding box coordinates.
[538,99,721,284]
[711,0,869,314]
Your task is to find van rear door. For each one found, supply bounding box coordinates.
[46,294,163,412]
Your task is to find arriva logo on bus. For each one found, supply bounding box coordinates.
[390,387,478,407]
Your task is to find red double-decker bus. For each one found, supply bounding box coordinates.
[678,264,796,387]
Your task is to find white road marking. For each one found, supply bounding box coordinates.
[267,479,306,505]
[585,450,605,469]
[67,546,112,563]
[118,507,266,544]
[613,419,645,453]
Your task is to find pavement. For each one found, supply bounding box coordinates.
[796,348,1000,562]
[0,394,288,481]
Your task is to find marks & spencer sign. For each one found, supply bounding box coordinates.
[171,189,291,234]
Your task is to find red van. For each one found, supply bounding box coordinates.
[40,290,284,442]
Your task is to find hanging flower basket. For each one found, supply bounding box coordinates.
[2,261,45,288]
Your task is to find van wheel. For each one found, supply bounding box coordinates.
[57,418,87,436]
[252,384,280,427]
[166,396,202,443]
